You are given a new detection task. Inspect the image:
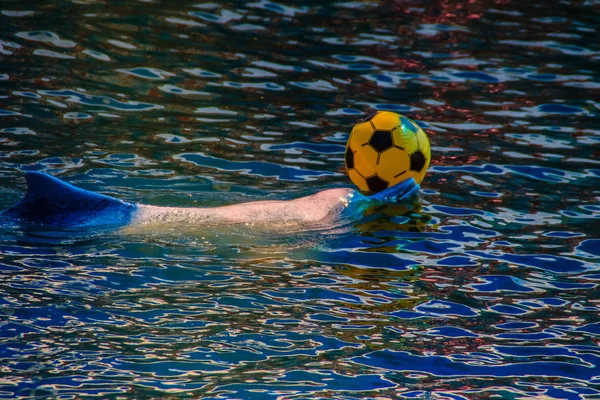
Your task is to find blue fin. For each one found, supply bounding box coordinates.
[2,172,137,228]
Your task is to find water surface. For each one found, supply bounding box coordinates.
[1,0,599,398]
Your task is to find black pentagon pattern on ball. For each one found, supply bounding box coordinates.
[410,150,426,172]
[366,175,389,193]
[345,147,354,169]
[369,130,394,153]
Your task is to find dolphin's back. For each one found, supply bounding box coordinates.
[2,171,137,228]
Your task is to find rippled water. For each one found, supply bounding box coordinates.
[1,1,600,398]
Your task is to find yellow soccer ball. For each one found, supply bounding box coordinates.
[345,111,431,194]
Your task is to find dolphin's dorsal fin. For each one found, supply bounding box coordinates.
[2,171,136,227]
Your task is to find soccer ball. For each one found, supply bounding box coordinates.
[345,111,431,194]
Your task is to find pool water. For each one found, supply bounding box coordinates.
[1,1,599,398]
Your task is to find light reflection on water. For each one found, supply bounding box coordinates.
[1,0,599,398]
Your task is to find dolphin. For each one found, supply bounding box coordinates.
[2,171,419,231]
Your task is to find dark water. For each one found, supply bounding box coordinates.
[1,0,600,398]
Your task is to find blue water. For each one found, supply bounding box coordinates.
[1,1,599,398]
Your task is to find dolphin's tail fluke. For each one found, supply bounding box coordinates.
[2,172,137,228]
